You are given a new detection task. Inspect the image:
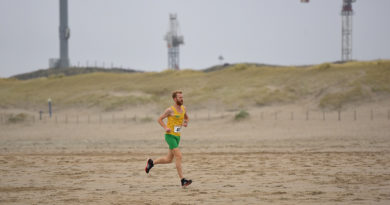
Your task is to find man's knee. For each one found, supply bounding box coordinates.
[172,149,182,160]
[167,155,174,163]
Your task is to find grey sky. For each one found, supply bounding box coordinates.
[1,0,389,78]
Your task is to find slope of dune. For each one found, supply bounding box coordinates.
[1,60,389,111]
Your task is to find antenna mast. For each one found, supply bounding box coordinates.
[341,0,356,61]
[164,14,184,70]
[49,0,70,68]
[301,0,356,62]
[58,0,70,68]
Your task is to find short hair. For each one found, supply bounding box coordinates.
[172,90,183,99]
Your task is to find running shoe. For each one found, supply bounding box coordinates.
[181,178,192,187]
[145,158,154,174]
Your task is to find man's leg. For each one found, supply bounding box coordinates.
[171,148,184,179]
[146,135,178,174]
[153,149,174,164]
[145,150,173,173]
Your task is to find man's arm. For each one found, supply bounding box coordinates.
[158,108,172,132]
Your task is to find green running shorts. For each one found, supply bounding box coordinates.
[165,134,180,149]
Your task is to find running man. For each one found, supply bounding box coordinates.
[145,90,192,187]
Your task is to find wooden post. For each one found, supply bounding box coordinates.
[354,110,357,121]
[338,110,341,121]
[371,109,374,120]
[323,111,325,121]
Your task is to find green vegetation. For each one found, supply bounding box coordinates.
[140,116,153,123]
[0,60,389,111]
[12,67,137,80]
[319,86,366,110]
[234,110,250,121]
[7,113,28,123]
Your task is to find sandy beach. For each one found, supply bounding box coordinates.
[1,106,390,204]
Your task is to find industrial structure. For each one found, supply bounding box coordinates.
[301,0,356,61]
[341,0,356,61]
[164,14,184,70]
[49,0,70,68]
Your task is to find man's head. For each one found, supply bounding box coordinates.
[172,90,183,106]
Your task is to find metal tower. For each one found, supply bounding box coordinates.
[59,0,70,68]
[164,14,184,70]
[50,0,70,68]
[301,0,356,62]
[341,0,356,61]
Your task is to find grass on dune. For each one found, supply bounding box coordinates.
[1,60,389,111]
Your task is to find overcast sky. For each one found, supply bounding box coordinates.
[1,0,389,77]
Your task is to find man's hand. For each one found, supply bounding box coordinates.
[165,127,171,133]
[183,121,188,127]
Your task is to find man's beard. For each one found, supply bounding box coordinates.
[176,100,183,106]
